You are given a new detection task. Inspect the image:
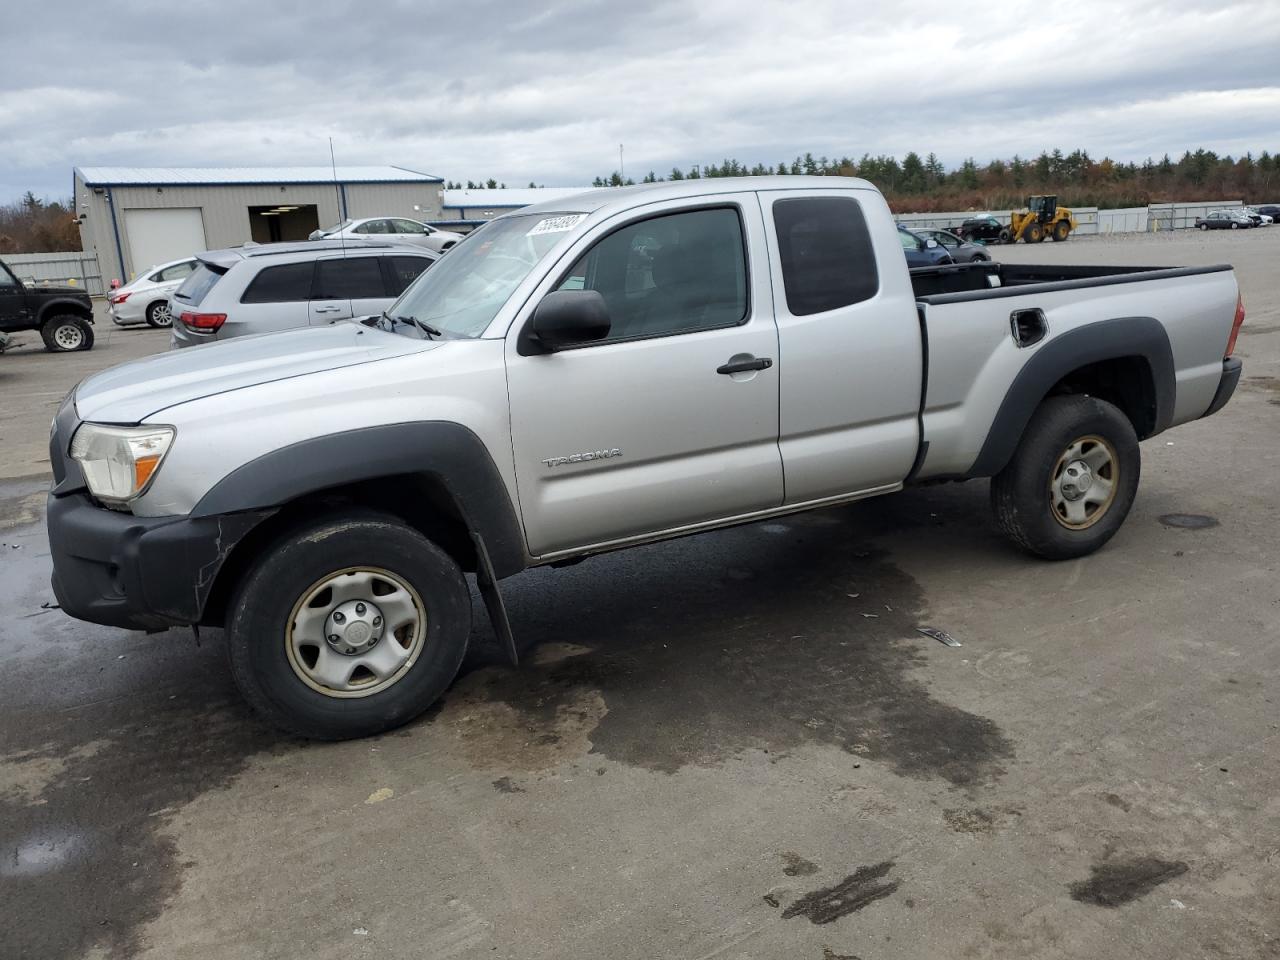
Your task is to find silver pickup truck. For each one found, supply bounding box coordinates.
[46,177,1245,739]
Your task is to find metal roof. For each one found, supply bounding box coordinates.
[442,187,590,209]
[76,165,443,186]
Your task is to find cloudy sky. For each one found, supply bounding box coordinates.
[3,0,1279,201]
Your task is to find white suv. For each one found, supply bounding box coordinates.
[170,241,437,348]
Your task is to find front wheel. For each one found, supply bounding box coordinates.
[1199,223,1209,231]
[227,513,473,739]
[41,314,94,352]
[1231,222,1239,230]
[991,395,1140,559]
[1052,220,1071,242]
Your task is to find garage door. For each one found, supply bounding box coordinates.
[124,208,207,277]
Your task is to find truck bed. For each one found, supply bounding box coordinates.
[907,260,1239,481]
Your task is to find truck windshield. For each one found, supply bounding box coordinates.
[383,213,576,338]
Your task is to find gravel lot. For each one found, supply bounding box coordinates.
[1,230,1278,960]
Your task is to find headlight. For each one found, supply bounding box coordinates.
[70,424,175,506]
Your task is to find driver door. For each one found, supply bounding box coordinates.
[504,196,783,558]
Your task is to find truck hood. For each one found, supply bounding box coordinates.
[74,322,434,424]
[37,284,91,298]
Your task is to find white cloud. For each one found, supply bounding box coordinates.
[1,0,1278,199]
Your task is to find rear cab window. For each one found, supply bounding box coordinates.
[173,262,225,307]
[772,197,879,315]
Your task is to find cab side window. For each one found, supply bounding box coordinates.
[0,263,19,287]
[556,207,748,342]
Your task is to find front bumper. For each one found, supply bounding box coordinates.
[46,392,271,631]
[48,493,271,630]
[1202,357,1242,419]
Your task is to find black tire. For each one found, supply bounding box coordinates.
[1024,222,1044,243]
[226,512,473,740]
[146,300,173,328]
[998,228,1012,243]
[441,241,456,251]
[1199,223,1209,231]
[41,314,94,352]
[990,395,1140,560]
[1230,222,1239,229]
[971,253,990,262]
[1052,220,1071,242]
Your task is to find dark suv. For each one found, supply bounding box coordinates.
[0,258,96,351]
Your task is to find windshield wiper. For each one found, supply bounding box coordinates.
[382,311,442,340]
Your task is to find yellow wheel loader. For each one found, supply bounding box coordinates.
[1009,195,1077,243]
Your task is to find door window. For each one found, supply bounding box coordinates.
[390,219,425,235]
[0,262,19,287]
[936,232,960,249]
[240,262,316,303]
[555,206,748,342]
[383,256,433,296]
[155,261,196,282]
[314,258,385,299]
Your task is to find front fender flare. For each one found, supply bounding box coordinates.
[191,421,527,578]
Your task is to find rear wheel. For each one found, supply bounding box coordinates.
[226,513,473,740]
[1024,222,1044,243]
[41,315,94,352]
[991,395,1140,559]
[1230,222,1239,230]
[146,300,173,328]
[1052,220,1071,241]
[998,228,1012,243]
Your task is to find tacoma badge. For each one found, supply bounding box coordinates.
[542,448,622,468]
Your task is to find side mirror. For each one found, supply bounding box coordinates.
[925,238,939,249]
[525,290,611,353]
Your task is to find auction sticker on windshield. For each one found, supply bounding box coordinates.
[526,214,586,236]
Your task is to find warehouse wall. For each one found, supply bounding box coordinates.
[342,183,444,221]
[74,176,443,282]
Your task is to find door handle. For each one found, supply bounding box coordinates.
[313,306,343,314]
[717,356,773,375]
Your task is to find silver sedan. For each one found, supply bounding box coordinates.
[309,217,464,253]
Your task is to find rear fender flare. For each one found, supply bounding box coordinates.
[965,316,1175,479]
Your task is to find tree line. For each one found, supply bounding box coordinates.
[591,148,1280,211]
[0,193,81,255]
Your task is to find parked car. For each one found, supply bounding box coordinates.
[1195,210,1254,230]
[1254,205,1280,221]
[910,227,991,263]
[47,176,1245,740]
[169,241,438,348]
[1242,208,1273,226]
[309,217,465,253]
[0,257,95,351]
[107,257,197,328]
[958,214,1010,244]
[898,225,954,267]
